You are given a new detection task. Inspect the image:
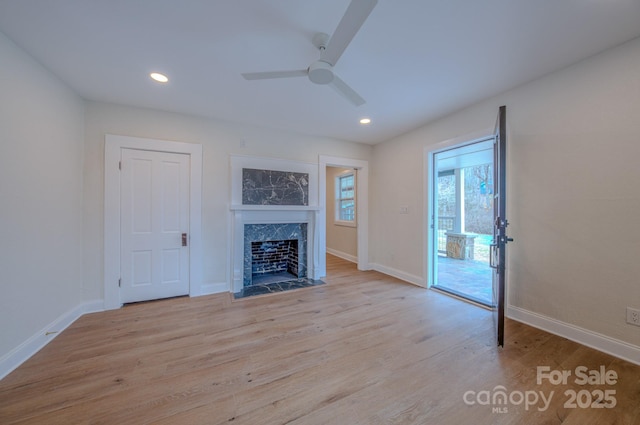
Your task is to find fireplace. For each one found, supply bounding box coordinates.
[244,223,307,287]
[230,155,321,294]
[251,239,299,284]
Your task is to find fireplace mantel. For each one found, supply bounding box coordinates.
[230,205,320,212]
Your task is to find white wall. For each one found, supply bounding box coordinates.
[326,166,358,260]
[371,36,640,350]
[83,102,372,300]
[0,32,85,360]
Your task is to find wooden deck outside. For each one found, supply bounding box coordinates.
[1,255,639,424]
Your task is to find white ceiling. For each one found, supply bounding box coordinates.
[1,0,640,145]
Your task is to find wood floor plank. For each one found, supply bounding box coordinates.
[1,255,638,424]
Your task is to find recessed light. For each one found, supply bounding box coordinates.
[150,72,169,83]
[359,118,371,125]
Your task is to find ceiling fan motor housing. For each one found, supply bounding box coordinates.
[308,61,334,85]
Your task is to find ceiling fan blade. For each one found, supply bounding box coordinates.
[242,70,307,80]
[321,0,377,66]
[329,75,365,106]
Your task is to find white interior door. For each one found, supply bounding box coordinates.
[120,148,190,303]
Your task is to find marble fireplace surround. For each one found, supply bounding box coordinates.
[244,222,307,287]
[230,155,320,293]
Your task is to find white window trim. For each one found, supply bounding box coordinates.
[335,171,356,227]
[335,220,357,228]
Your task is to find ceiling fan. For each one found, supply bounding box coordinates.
[242,0,378,106]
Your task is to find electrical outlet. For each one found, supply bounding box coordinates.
[626,307,640,326]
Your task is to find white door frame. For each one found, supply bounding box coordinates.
[318,155,370,276]
[424,128,492,288]
[104,134,203,310]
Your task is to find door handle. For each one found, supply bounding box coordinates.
[489,243,498,269]
[182,233,188,247]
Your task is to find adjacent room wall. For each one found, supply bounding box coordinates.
[326,166,358,261]
[371,36,640,350]
[83,102,372,300]
[0,32,85,361]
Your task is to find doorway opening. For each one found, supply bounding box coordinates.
[319,155,370,278]
[430,139,494,306]
[325,166,358,264]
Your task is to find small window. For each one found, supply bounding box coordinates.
[336,172,356,226]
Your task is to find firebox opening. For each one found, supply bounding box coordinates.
[251,239,300,286]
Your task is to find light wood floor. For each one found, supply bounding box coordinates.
[1,255,639,424]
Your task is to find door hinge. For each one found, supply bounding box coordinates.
[118,161,122,170]
[118,278,121,287]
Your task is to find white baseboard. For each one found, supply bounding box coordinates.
[507,305,640,366]
[326,248,358,264]
[0,300,104,380]
[199,281,229,296]
[370,263,425,288]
